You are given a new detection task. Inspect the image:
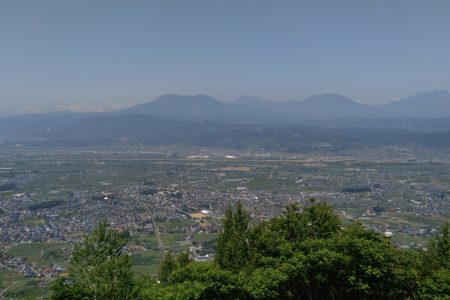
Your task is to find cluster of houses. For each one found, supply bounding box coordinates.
[0,250,64,281]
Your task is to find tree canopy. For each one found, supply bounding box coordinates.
[51,221,135,300]
[52,201,450,300]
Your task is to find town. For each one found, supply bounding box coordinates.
[1,147,450,297]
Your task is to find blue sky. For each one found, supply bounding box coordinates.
[1,0,450,115]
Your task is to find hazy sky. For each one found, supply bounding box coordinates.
[1,0,450,115]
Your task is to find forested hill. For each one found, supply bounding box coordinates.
[3,113,450,152]
[51,201,450,300]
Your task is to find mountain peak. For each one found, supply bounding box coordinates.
[118,94,226,122]
[383,89,450,118]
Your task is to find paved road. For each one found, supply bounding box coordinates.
[138,197,164,250]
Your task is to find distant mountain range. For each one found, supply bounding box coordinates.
[118,90,450,122]
[2,90,450,151]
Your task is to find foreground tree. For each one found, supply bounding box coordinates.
[142,263,249,300]
[422,222,450,271]
[50,202,450,299]
[215,201,251,270]
[418,222,450,299]
[245,201,418,299]
[269,200,341,244]
[158,251,192,284]
[51,221,135,300]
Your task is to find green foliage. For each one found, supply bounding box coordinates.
[247,222,288,265]
[215,201,251,270]
[269,200,340,244]
[298,200,341,239]
[176,252,191,268]
[51,221,135,300]
[145,263,249,300]
[418,268,450,300]
[142,200,427,299]
[418,222,450,299]
[50,202,450,299]
[423,222,450,271]
[158,251,193,284]
[158,252,177,284]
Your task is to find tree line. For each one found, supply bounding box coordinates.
[51,200,450,299]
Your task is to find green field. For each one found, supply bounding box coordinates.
[0,269,49,299]
[7,242,69,264]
